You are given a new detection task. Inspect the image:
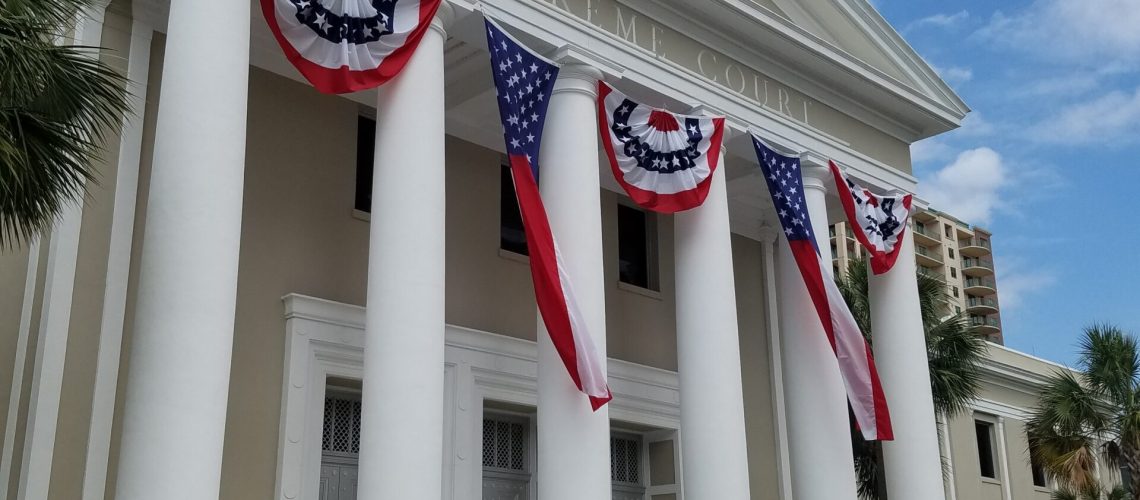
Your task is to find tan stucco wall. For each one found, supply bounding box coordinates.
[47,4,135,499]
[733,235,780,500]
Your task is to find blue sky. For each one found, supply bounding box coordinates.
[873,0,1140,366]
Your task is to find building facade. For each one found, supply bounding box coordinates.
[0,0,1089,499]
[831,209,1004,343]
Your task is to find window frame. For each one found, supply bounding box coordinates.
[616,202,660,292]
[974,418,999,480]
[499,162,529,257]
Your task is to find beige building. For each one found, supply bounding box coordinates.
[0,1,1103,500]
[831,209,1004,343]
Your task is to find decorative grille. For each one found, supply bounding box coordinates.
[482,418,527,472]
[322,394,362,455]
[610,436,641,485]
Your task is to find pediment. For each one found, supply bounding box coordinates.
[756,0,967,118]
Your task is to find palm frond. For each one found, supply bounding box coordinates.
[927,314,986,417]
[1080,324,1140,408]
[0,0,129,249]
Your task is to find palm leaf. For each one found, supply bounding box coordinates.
[0,0,129,248]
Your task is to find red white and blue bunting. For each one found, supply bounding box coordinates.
[829,161,913,275]
[261,0,442,94]
[598,82,725,213]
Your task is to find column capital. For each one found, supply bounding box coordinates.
[800,162,831,195]
[756,224,780,245]
[549,46,623,98]
[429,1,455,37]
[687,104,746,139]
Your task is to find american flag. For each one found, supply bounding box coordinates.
[485,17,612,410]
[752,135,894,441]
[488,18,557,181]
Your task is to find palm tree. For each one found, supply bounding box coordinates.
[1026,325,1140,499]
[835,258,987,500]
[1,0,129,249]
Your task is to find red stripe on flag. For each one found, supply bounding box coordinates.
[508,155,612,410]
[788,240,837,350]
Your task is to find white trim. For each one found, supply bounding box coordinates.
[275,294,681,500]
[81,19,153,500]
[759,227,792,500]
[938,413,958,500]
[18,7,108,499]
[995,417,1014,500]
[615,281,663,301]
[0,240,41,498]
[971,398,1032,422]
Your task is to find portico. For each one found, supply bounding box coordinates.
[0,0,970,499]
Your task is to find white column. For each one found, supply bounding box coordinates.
[872,228,946,500]
[355,6,451,500]
[777,162,859,500]
[17,5,108,500]
[535,62,611,500]
[112,0,250,497]
[82,20,153,500]
[759,226,793,500]
[0,240,40,499]
[674,153,751,499]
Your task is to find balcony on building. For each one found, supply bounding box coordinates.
[958,236,992,257]
[914,245,943,268]
[969,314,1002,335]
[960,257,995,277]
[966,296,999,315]
[964,277,997,294]
[912,222,942,246]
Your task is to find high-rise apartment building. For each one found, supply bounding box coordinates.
[830,210,1004,344]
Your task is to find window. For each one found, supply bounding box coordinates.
[1031,455,1048,487]
[953,286,960,298]
[355,116,376,213]
[482,414,531,498]
[611,433,647,500]
[950,267,957,278]
[320,386,362,500]
[975,420,997,479]
[617,204,658,290]
[948,248,956,259]
[500,164,527,255]
[955,306,962,314]
[945,223,953,237]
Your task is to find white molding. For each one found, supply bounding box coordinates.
[0,240,41,498]
[761,233,792,500]
[971,398,1031,422]
[18,7,108,500]
[81,20,153,500]
[275,294,681,500]
[995,417,1013,500]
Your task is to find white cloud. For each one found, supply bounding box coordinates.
[918,148,1006,225]
[906,11,969,32]
[994,255,1057,311]
[930,64,973,86]
[1028,87,1140,144]
[975,0,1140,67]
[1017,74,1100,98]
[910,138,953,165]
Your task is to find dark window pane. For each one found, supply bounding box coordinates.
[618,205,649,288]
[1031,455,1047,487]
[975,421,996,479]
[355,116,377,213]
[500,164,528,255]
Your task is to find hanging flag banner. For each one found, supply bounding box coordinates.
[261,0,442,94]
[484,16,612,410]
[598,82,725,213]
[829,162,913,275]
[751,136,893,441]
